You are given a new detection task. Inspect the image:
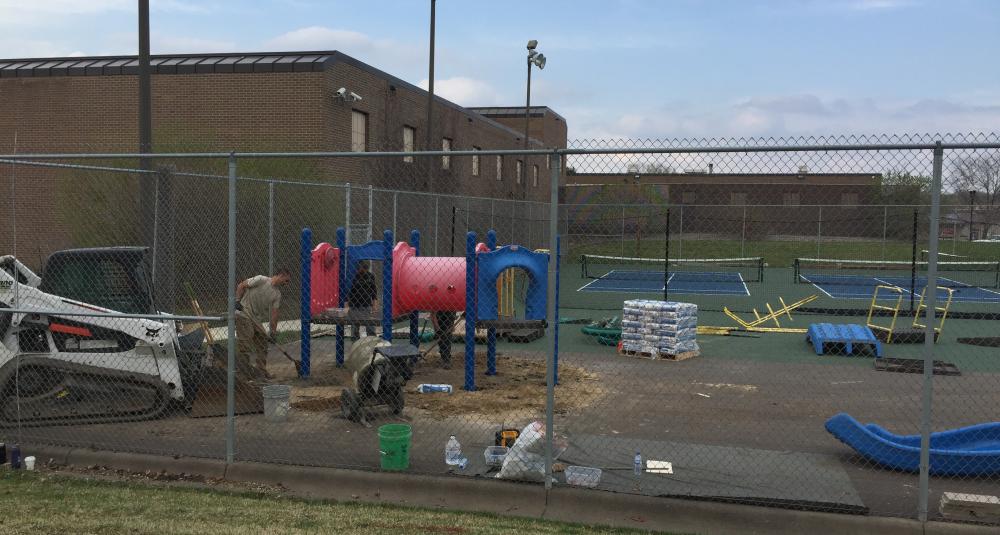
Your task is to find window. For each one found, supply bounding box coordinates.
[730,192,747,205]
[350,110,368,152]
[782,192,800,206]
[441,137,452,170]
[841,192,859,206]
[682,191,696,204]
[471,147,481,176]
[402,126,415,163]
[516,160,523,184]
[496,155,503,181]
[532,165,539,187]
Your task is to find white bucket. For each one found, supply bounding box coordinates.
[24,456,36,471]
[262,384,292,422]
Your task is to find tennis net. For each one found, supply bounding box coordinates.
[794,257,1000,288]
[581,254,765,282]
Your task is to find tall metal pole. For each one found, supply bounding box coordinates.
[917,142,944,522]
[138,0,155,285]
[345,182,351,245]
[425,0,436,152]
[544,150,560,491]
[138,0,152,167]
[226,154,237,464]
[524,57,532,151]
[663,208,670,301]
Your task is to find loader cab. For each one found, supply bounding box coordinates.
[39,247,155,315]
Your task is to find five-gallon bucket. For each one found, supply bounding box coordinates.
[262,384,292,422]
[378,424,412,471]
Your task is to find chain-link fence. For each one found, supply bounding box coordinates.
[2,134,999,525]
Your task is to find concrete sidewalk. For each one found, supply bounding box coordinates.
[20,443,996,535]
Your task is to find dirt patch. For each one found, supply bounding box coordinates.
[407,352,605,420]
[265,346,605,420]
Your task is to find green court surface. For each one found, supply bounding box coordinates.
[500,260,1000,373]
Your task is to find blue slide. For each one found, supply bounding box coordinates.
[825,413,1000,476]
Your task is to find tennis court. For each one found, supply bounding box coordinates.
[577,255,760,296]
[795,258,1000,303]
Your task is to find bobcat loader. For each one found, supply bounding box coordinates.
[0,247,261,426]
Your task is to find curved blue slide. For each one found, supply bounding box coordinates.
[825,413,1000,476]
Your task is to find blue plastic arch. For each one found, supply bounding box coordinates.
[476,245,548,321]
[343,240,388,291]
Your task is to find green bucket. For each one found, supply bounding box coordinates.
[378,424,412,471]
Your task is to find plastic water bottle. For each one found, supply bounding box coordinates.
[417,384,453,394]
[445,435,463,466]
[633,451,642,476]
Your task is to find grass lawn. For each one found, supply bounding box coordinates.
[0,471,673,535]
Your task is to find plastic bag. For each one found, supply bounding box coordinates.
[496,421,567,482]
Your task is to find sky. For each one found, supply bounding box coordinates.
[1,0,999,140]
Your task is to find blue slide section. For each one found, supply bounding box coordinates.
[825,413,1000,476]
[476,245,548,321]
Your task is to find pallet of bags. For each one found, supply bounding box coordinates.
[619,299,699,361]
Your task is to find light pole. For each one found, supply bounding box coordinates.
[524,40,546,150]
[969,190,977,241]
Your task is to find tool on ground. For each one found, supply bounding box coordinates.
[496,428,520,448]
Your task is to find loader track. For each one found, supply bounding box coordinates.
[0,356,173,427]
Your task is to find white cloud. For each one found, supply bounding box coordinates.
[417,77,504,107]
[567,94,1000,141]
[847,0,914,11]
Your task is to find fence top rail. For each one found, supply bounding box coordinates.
[2,141,999,161]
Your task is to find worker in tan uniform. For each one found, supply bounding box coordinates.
[235,269,291,379]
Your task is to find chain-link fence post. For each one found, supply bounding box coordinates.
[345,182,351,245]
[741,205,747,257]
[434,196,439,255]
[621,205,626,258]
[678,204,684,258]
[917,141,944,522]
[392,191,398,239]
[226,153,237,464]
[816,205,823,258]
[544,150,560,491]
[268,180,275,275]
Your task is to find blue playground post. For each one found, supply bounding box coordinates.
[382,230,393,342]
[554,235,561,385]
[486,230,498,376]
[464,231,477,391]
[335,227,346,366]
[299,228,312,378]
[409,230,420,348]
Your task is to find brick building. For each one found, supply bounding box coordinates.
[0,50,567,268]
[562,172,888,240]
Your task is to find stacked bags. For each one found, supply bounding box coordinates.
[620,300,699,355]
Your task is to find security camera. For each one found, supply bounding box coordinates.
[349,91,363,102]
[334,87,347,99]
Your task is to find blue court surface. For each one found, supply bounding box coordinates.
[799,273,1000,303]
[578,270,750,296]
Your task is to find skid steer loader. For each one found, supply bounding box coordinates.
[0,247,261,427]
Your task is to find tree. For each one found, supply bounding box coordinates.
[875,170,931,204]
[949,155,1000,237]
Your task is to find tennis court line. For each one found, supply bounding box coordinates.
[737,272,750,296]
[798,274,835,299]
[576,277,603,292]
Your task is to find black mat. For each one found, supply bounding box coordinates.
[874,357,960,376]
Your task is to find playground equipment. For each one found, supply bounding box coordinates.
[301,227,550,391]
[825,413,1000,476]
[866,285,951,343]
[806,323,883,357]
